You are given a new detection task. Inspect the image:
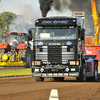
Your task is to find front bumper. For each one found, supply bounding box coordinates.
[31,64,80,77]
[32,72,79,77]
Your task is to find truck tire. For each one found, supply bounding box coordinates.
[87,63,98,81]
[34,77,44,82]
[0,49,4,60]
[50,78,56,81]
[18,50,26,61]
[10,53,16,61]
[18,47,32,68]
[50,77,64,82]
[55,77,64,81]
[94,66,98,81]
[92,66,98,81]
[26,47,32,68]
[81,67,86,82]
[76,64,86,82]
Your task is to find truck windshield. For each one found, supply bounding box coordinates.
[35,26,77,40]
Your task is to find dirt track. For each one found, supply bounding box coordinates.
[0,76,100,100]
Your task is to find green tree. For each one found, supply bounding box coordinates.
[0,11,16,38]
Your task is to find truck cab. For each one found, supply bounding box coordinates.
[31,12,98,82]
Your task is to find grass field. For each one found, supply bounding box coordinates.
[0,68,31,77]
[0,64,100,77]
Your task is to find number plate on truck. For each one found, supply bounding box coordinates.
[32,73,41,76]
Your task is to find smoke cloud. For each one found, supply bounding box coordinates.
[9,15,32,33]
[39,0,53,17]
[9,2,41,33]
[39,0,94,35]
[52,0,94,35]
[17,4,41,24]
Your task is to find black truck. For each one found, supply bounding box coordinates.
[31,12,98,82]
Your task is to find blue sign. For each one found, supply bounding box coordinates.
[38,41,43,45]
[66,41,72,45]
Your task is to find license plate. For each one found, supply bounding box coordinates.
[33,73,41,76]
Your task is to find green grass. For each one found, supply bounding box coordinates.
[0,68,31,77]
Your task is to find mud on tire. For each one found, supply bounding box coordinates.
[35,77,44,82]
[26,47,32,68]
[50,77,64,82]
[18,47,32,68]
[18,49,26,62]
[76,64,86,82]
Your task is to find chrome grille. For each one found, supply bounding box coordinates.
[35,45,76,63]
[48,46,62,63]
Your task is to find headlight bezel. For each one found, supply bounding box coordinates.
[69,61,76,65]
[69,61,79,65]
[32,61,42,66]
[35,61,41,66]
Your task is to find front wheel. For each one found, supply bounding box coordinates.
[50,78,56,81]
[55,77,64,81]
[34,77,44,82]
[92,66,98,81]
[81,68,86,82]
[76,64,86,82]
[18,50,26,61]
[26,47,32,68]
[50,77,64,82]
[87,65,98,81]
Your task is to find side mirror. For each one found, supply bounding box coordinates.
[28,29,33,41]
[81,29,85,40]
[78,29,81,38]
[78,38,81,42]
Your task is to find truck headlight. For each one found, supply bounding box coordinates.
[35,69,39,72]
[69,61,79,65]
[69,61,75,65]
[71,68,76,71]
[35,61,41,65]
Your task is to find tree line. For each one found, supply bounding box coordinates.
[0,11,16,38]
[0,11,34,39]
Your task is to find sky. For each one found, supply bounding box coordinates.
[0,0,41,15]
[0,0,72,17]
[0,0,42,24]
[0,0,73,24]
[0,0,94,34]
[0,0,43,32]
